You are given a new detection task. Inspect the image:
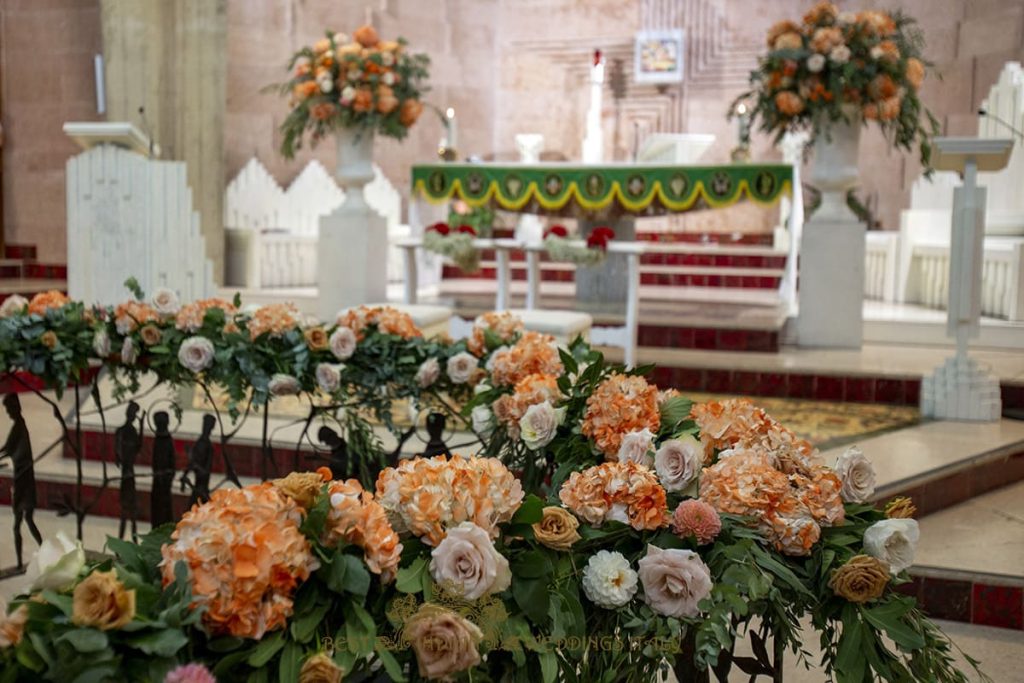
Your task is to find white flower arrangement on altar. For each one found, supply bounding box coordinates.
[423,222,481,273]
[542,224,614,265]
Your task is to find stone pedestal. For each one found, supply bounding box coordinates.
[575,218,635,308]
[317,131,388,321]
[921,356,1001,420]
[796,219,865,347]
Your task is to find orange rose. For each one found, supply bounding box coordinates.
[353,88,374,113]
[310,102,336,120]
[905,58,925,89]
[313,38,331,54]
[766,20,800,48]
[399,99,424,127]
[775,91,805,116]
[879,96,901,121]
[293,80,318,100]
[353,25,379,48]
[376,85,399,114]
[868,74,897,100]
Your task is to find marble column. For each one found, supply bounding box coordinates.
[100,0,227,283]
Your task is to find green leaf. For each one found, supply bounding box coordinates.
[278,641,302,683]
[339,554,371,597]
[835,606,867,682]
[125,628,189,657]
[539,650,558,683]
[396,557,428,594]
[123,277,144,300]
[290,601,330,643]
[659,395,694,431]
[862,601,926,650]
[511,550,552,579]
[513,578,550,625]
[509,494,544,526]
[375,640,407,681]
[57,628,109,653]
[247,631,285,667]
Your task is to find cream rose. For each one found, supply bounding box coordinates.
[429,522,511,600]
[404,604,482,680]
[268,373,301,397]
[862,518,919,574]
[151,287,180,316]
[654,436,702,492]
[416,357,440,388]
[71,569,136,630]
[316,362,343,394]
[616,428,655,466]
[121,337,138,365]
[329,326,357,360]
[29,531,85,591]
[92,329,111,358]
[446,351,477,384]
[519,401,566,451]
[637,545,713,618]
[178,336,215,373]
[471,405,494,435]
[807,53,826,73]
[834,446,876,503]
[0,294,28,318]
[582,550,638,608]
[299,652,343,683]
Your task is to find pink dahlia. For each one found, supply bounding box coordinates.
[672,499,722,545]
[165,663,216,683]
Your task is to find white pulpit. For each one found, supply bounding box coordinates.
[920,138,1012,421]
[64,122,214,306]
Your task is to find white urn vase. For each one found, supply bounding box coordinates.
[808,112,862,222]
[317,127,388,320]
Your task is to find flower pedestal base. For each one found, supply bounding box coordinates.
[796,218,865,348]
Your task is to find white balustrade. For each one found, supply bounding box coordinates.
[864,232,898,301]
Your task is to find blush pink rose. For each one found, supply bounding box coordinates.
[637,544,713,618]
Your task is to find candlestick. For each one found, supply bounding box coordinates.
[445,107,458,150]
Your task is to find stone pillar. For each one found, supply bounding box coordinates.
[100,0,227,283]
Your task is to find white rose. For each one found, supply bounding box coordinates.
[317,71,334,93]
[381,51,395,67]
[519,401,566,451]
[870,46,884,61]
[485,346,510,372]
[654,436,702,492]
[446,351,477,385]
[829,45,851,64]
[863,519,919,574]
[178,336,215,373]
[833,446,876,503]
[92,330,111,358]
[415,358,440,388]
[0,294,28,318]
[340,85,356,104]
[268,373,301,397]
[329,326,357,360]
[333,32,349,45]
[316,363,343,393]
[29,531,85,591]
[617,428,655,466]
[430,522,511,600]
[382,71,395,86]
[807,53,826,73]
[637,545,713,618]
[151,288,180,316]
[121,337,138,365]
[582,550,638,609]
[471,405,494,435]
[474,382,492,396]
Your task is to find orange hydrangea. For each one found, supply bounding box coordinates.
[27,290,70,316]
[114,300,159,334]
[492,373,562,439]
[337,305,421,340]
[558,460,669,531]
[581,373,661,459]
[375,455,524,546]
[489,331,563,387]
[324,479,403,582]
[160,483,319,639]
[176,298,238,333]
[247,303,300,340]
[467,311,524,357]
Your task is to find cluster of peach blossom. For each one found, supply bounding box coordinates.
[337,305,422,341]
[324,478,403,582]
[467,311,524,357]
[374,455,524,546]
[492,373,563,440]
[175,297,238,333]
[488,331,563,387]
[558,460,669,532]
[113,300,160,334]
[581,373,662,459]
[246,302,301,341]
[159,483,319,639]
[26,290,70,317]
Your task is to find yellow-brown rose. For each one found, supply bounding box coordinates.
[272,471,326,510]
[71,569,136,630]
[884,496,917,519]
[305,327,329,352]
[40,331,58,349]
[399,99,424,127]
[905,58,925,90]
[140,323,163,347]
[0,604,28,649]
[829,554,889,603]
[533,506,581,551]
[404,604,482,680]
[299,652,344,683]
[353,25,380,48]
[376,85,399,114]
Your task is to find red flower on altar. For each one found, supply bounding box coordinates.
[428,222,451,236]
[586,226,615,251]
[545,224,569,239]
[456,224,477,235]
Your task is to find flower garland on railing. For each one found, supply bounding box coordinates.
[423,221,481,273]
[542,224,613,266]
[0,290,986,683]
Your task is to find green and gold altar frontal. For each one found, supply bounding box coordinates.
[411,162,793,215]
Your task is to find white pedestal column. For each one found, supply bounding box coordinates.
[317,130,388,321]
[796,219,865,347]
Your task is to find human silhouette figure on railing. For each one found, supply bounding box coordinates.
[0,393,42,569]
[181,414,215,507]
[422,413,452,458]
[150,411,177,527]
[115,401,143,541]
[318,426,349,480]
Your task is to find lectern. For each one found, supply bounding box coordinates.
[920,137,1014,421]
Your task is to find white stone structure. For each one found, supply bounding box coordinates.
[65,122,214,306]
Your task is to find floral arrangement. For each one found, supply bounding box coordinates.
[278,25,431,157]
[738,1,939,167]
[542,224,614,266]
[448,200,495,239]
[422,222,481,273]
[0,299,986,682]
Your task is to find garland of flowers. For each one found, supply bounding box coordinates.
[738,1,939,168]
[277,25,431,157]
[542,225,613,266]
[422,222,481,273]
[0,294,985,683]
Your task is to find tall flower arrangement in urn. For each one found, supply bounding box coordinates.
[738,2,939,168]
[277,25,430,158]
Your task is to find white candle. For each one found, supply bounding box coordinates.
[445,107,458,150]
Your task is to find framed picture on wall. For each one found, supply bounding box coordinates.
[634,29,684,84]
